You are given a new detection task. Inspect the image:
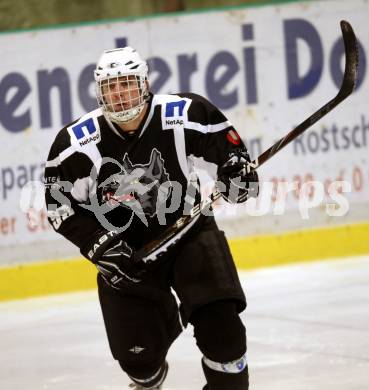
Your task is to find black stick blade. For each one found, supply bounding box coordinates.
[338,20,359,98]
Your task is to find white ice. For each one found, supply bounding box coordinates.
[1,255,369,390]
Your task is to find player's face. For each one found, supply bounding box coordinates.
[101,75,142,113]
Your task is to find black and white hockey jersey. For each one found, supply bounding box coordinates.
[44,93,249,251]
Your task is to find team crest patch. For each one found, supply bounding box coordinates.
[226,129,241,145]
[101,149,171,218]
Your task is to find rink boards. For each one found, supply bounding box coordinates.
[1,0,369,301]
[1,221,369,302]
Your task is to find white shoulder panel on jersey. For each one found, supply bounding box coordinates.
[66,108,103,172]
[156,94,192,131]
[67,108,103,148]
[155,94,231,134]
[148,94,193,180]
[47,108,104,169]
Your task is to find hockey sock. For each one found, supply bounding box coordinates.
[126,360,168,389]
[202,358,249,390]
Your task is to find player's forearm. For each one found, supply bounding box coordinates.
[47,209,103,250]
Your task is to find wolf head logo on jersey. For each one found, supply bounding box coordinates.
[101,149,171,217]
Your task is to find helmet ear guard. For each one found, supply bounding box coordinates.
[94,47,149,124]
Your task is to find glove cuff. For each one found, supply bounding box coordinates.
[80,230,121,263]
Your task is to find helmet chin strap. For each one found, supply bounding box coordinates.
[106,102,144,124]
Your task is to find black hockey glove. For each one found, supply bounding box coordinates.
[217,149,259,203]
[81,230,146,289]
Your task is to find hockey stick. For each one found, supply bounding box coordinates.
[256,20,358,168]
[138,20,359,264]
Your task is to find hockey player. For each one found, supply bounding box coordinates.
[44,46,259,389]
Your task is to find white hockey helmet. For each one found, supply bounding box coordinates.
[94,47,149,124]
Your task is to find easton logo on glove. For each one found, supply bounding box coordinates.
[81,230,145,288]
[87,230,119,259]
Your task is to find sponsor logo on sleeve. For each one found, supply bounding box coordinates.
[69,117,101,147]
[162,99,190,129]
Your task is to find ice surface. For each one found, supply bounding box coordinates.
[1,255,369,390]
